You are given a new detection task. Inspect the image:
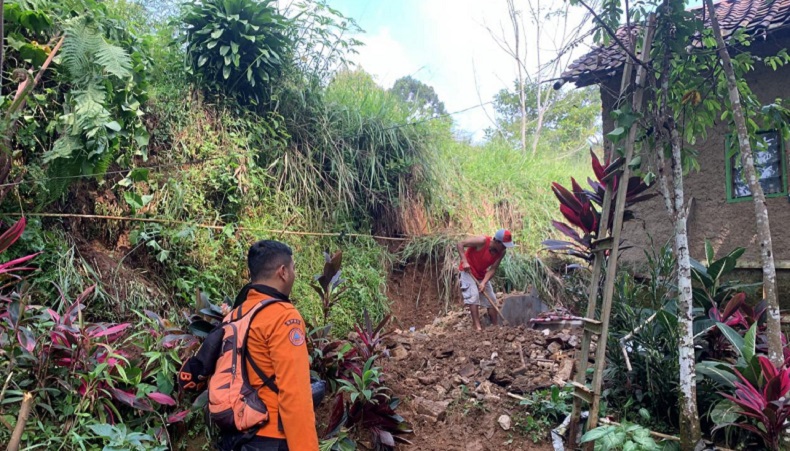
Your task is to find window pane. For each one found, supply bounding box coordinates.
[730,132,785,198]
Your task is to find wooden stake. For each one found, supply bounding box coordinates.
[6,392,34,451]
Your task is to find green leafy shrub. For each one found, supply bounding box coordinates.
[183,0,290,105]
[581,422,665,451]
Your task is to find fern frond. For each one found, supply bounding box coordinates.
[61,25,99,84]
[93,40,132,79]
[92,149,115,178]
[73,84,110,132]
[61,22,132,85]
[44,156,83,202]
[43,136,83,164]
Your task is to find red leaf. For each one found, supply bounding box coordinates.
[570,178,586,203]
[720,293,746,321]
[591,149,606,184]
[148,392,177,406]
[560,204,585,230]
[0,218,26,254]
[166,410,190,423]
[17,327,35,353]
[90,323,132,339]
[551,220,583,244]
[552,183,582,214]
[0,253,40,272]
[111,388,153,412]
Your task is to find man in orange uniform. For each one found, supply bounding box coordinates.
[456,229,514,331]
[229,240,319,451]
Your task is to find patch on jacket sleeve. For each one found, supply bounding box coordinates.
[288,327,305,346]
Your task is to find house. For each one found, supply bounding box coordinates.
[557,0,790,304]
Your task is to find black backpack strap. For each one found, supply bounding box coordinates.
[239,298,284,394]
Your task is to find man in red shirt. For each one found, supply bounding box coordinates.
[456,229,515,330]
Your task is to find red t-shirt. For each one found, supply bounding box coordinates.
[460,236,503,280]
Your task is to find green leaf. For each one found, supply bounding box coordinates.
[697,361,736,387]
[211,29,223,39]
[206,40,218,49]
[581,426,615,443]
[198,55,208,67]
[88,423,115,438]
[710,399,741,425]
[743,322,757,362]
[231,41,239,54]
[124,192,145,210]
[222,65,231,79]
[105,121,122,132]
[220,45,230,56]
[606,127,626,140]
[716,323,745,357]
[705,240,715,266]
[129,168,149,183]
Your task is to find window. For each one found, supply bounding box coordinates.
[726,131,787,202]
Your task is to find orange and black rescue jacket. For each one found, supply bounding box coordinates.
[239,289,318,449]
[180,285,319,450]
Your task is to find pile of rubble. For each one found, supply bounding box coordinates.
[379,310,585,450]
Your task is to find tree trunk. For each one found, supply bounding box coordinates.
[670,121,703,449]
[704,0,783,367]
[530,0,542,155]
[1,0,5,93]
[518,55,526,153]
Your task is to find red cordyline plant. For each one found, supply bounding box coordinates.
[716,356,790,450]
[543,150,655,262]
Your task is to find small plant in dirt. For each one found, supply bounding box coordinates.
[581,421,665,451]
[312,250,347,324]
[513,385,573,442]
[309,248,412,450]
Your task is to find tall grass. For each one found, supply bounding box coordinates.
[430,136,593,254]
[275,70,437,235]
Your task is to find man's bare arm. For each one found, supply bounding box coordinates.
[457,236,486,270]
[479,250,506,289]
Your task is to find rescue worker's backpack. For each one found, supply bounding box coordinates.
[178,288,282,434]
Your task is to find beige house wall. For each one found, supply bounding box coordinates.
[597,42,790,305]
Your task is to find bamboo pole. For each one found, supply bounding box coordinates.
[584,16,657,450]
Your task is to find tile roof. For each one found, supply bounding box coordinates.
[560,0,790,88]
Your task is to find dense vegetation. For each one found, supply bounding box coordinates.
[0,0,600,448]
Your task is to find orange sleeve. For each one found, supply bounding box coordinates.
[270,308,319,450]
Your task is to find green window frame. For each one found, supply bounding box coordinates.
[725,130,788,203]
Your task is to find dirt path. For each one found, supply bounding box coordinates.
[378,310,578,450]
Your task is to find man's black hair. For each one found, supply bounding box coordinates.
[248,240,293,281]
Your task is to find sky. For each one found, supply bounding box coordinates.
[326,0,596,141]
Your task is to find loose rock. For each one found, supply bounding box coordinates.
[498,414,512,431]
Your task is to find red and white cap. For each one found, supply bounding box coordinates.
[494,229,515,248]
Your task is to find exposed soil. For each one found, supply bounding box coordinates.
[373,309,579,450]
[387,260,454,331]
[73,235,172,319]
